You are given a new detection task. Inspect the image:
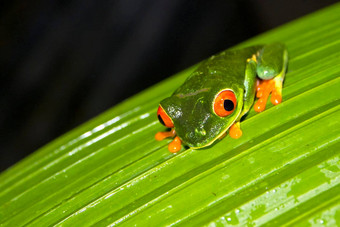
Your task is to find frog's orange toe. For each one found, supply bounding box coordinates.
[168,136,182,153]
[155,132,165,141]
[155,129,176,141]
[256,80,265,98]
[229,123,242,139]
[254,98,266,112]
[270,83,283,105]
[256,90,263,98]
[271,90,282,105]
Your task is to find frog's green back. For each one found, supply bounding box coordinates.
[160,46,262,147]
[174,46,262,97]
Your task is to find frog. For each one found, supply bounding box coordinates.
[155,43,288,153]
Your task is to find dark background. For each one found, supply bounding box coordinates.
[0,0,337,171]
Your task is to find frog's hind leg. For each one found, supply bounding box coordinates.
[254,77,283,112]
[254,43,288,112]
[155,129,183,153]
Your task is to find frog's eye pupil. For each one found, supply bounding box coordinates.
[158,114,165,126]
[213,90,237,117]
[224,100,234,111]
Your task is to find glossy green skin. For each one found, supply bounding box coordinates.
[160,44,287,148]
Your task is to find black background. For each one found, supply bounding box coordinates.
[0,0,337,171]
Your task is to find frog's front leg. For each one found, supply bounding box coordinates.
[254,43,288,112]
[155,129,182,153]
[229,57,257,139]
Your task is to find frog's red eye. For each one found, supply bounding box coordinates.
[213,90,237,117]
[157,105,174,128]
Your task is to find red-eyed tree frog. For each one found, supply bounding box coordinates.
[155,43,288,153]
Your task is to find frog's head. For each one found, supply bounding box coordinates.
[157,82,244,150]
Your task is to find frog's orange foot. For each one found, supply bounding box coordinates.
[168,136,182,153]
[155,129,182,153]
[254,77,283,112]
[229,122,242,139]
[155,129,176,141]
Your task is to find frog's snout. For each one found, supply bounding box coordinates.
[195,128,206,136]
[181,128,207,148]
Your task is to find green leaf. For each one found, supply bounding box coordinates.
[1,3,340,226]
